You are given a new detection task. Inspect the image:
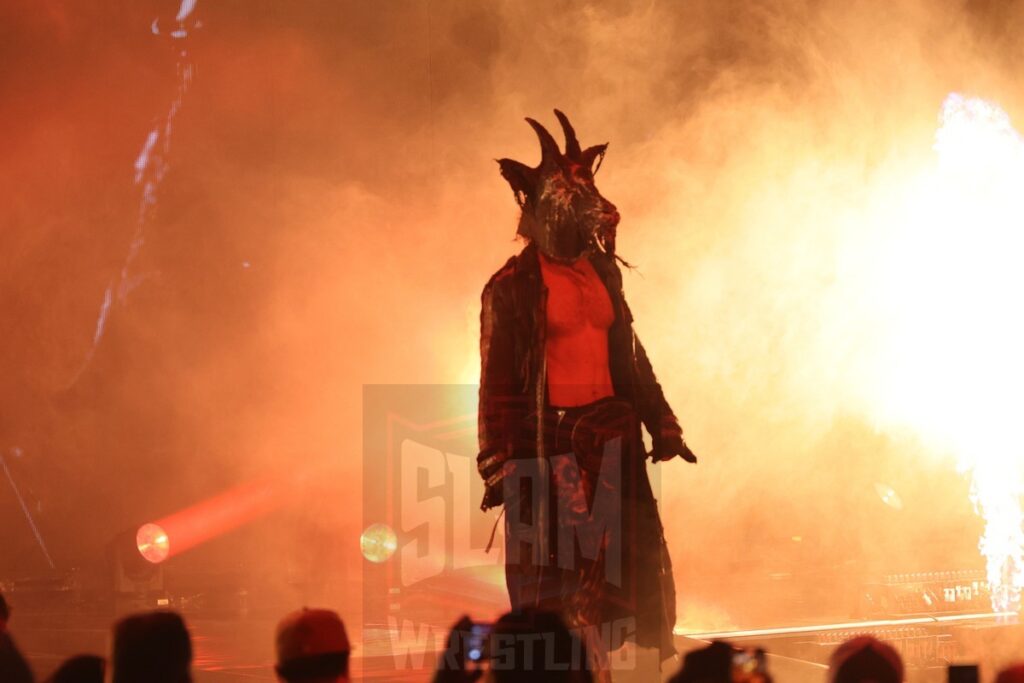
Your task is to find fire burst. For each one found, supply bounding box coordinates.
[870,93,1024,612]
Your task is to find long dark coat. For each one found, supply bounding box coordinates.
[477,241,679,659]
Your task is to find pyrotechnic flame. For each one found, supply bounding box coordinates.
[869,93,1024,612]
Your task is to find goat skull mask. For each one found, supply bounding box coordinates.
[497,110,620,262]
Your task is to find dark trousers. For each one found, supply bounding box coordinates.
[502,396,677,659]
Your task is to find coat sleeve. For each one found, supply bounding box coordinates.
[622,296,683,445]
[632,330,681,436]
[477,273,522,510]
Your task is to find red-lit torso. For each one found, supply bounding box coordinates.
[539,252,616,407]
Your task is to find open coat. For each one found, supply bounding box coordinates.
[477,241,680,658]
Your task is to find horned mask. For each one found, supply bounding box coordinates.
[497,110,620,262]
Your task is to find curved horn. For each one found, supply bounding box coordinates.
[581,143,608,174]
[525,117,562,165]
[553,109,581,158]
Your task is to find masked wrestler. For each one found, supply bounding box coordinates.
[477,110,698,676]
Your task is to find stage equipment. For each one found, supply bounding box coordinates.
[861,570,991,617]
[136,523,170,564]
[108,528,166,611]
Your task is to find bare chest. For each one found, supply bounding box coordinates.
[538,256,615,336]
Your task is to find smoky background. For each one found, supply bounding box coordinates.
[3,0,1021,630]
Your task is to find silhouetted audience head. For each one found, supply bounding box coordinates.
[275,608,351,683]
[829,636,903,683]
[0,592,10,632]
[669,640,734,683]
[997,664,1024,683]
[0,631,35,683]
[111,610,192,683]
[486,608,591,683]
[45,655,105,683]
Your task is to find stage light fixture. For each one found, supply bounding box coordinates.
[108,528,166,611]
[136,523,170,564]
[360,523,397,563]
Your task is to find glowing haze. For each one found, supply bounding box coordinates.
[6,0,1024,633]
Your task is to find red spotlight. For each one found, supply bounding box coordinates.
[144,471,305,560]
[136,523,170,564]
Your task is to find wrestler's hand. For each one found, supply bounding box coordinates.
[478,448,513,509]
[652,438,698,463]
[650,416,698,464]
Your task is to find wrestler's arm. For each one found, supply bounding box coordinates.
[631,330,697,463]
[606,258,697,464]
